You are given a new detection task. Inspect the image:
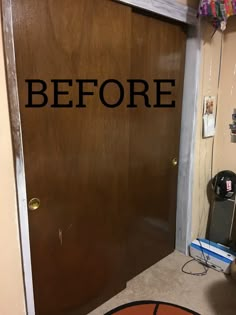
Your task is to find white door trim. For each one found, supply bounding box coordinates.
[176,24,201,254]
[1,0,200,314]
[2,1,35,314]
[116,0,198,25]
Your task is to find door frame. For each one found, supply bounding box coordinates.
[1,0,201,314]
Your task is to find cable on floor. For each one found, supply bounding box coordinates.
[181,239,209,276]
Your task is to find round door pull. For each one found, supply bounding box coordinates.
[28,198,40,211]
[172,158,178,167]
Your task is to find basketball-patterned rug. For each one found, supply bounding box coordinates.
[105,301,200,315]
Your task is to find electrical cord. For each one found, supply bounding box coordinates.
[181,259,208,276]
[181,239,209,276]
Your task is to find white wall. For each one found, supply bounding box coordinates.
[192,17,236,240]
[192,21,222,239]
[214,18,236,174]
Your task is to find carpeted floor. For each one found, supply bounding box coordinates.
[88,251,236,315]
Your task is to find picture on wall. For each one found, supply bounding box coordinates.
[203,96,216,138]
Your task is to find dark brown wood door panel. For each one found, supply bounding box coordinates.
[126,9,186,279]
[11,1,186,314]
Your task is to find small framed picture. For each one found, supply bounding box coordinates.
[203,96,216,138]
[203,96,216,116]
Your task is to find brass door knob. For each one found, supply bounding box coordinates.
[28,198,40,211]
[172,158,178,167]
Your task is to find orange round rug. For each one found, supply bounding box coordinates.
[105,301,200,315]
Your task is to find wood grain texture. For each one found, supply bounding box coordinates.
[11,0,186,314]
[126,9,186,278]
[191,21,222,241]
[13,0,131,314]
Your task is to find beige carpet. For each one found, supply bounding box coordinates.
[88,251,236,315]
